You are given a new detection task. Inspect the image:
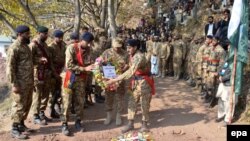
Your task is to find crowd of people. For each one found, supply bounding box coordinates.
[5,0,249,140]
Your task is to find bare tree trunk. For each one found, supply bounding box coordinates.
[0,13,16,36]
[101,0,107,28]
[108,0,117,38]
[73,0,81,35]
[17,0,39,27]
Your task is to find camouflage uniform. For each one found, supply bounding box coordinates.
[207,45,226,89]
[158,42,170,77]
[6,39,34,124]
[101,48,129,113]
[196,44,209,78]
[172,39,186,79]
[201,45,211,85]
[30,38,53,118]
[48,41,66,113]
[61,43,88,123]
[145,39,153,62]
[188,42,200,80]
[116,51,152,122]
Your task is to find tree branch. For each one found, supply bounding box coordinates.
[0,13,16,36]
[0,8,35,27]
[17,0,39,27]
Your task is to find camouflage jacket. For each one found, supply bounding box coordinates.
[116,51,149,81]
[159,42,171,59]
[48,41,66,74]
[30,38,55,82]
[208,45,226,72]
[101,48,129,74]
[65,43,92,73]
[6,39,34,88]
[172,40,186,60]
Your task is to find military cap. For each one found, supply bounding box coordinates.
[15,25,30,33]
[37,26,48,33]
[112,37,123,48]
[53,30,64,38]
[126,39,138,48]
[70,32,79,40]
[81,32,94,42]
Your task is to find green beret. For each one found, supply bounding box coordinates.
[37,26,49,33]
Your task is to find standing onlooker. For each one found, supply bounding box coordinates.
[7,25,33,139]
[205,16,217,36]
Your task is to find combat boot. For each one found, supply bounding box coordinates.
[121,120,134,133]
[140,121,149,132]
[40,111,52,122]
[75,119,85,132]
[50,108,60,119]
[115,113,122,126]
[33,114,47,125]
[18,120,34,133]
[62,122,70,136]
[104,112,112,125]
[11,123,28,140]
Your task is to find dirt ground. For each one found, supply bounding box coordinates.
[0,77,227,141]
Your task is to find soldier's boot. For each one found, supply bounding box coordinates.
[40,111,52,122]
[50,107,60,119]
[121,120,134,133]
[104,112,112,125]
[116,113,122,126]
[140,121,150,132]
[18,120,35,133]
[61,122,70,136]
[33,114,47,125]
[75,119,85,132]
[11,123,28,140]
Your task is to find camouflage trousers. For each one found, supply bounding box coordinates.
[31,79,51,115]
[48,77,62,109]
[173,57,182,77]
[128,80,152,122]
[166,55,173,74]
[158,58,167,76]
[11,85,33,123]
[105,81,125,113]
[61,78,85,122]
[206,72,218,89]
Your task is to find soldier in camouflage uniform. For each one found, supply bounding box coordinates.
[91,36,108,104]
[101,37,129,126]
[157,37,171,78]
[166,36,174,76]
[186,38,201,87]
[61,32,95,136]
[145,35,154,62]
[172,34,186,80]
[107,39,154,133]
[48,30,67,118]
[196,35,213,93]
[205,37,226,105]
[30,26,53,125]
[7,25,33,139]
